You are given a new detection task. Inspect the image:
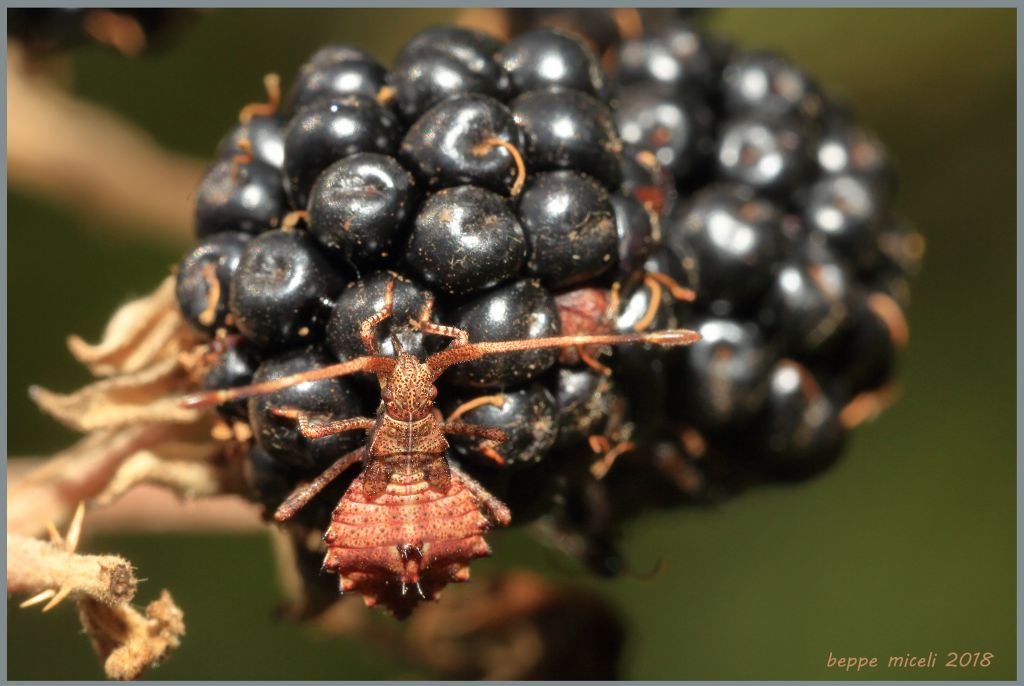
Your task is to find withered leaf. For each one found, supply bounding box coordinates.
[30,356,202,432]
[67,276,201,377]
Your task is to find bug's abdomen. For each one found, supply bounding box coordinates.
[322,470,492,616]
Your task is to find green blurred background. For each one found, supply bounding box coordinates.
[7,8,1016,680]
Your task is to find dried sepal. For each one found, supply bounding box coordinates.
[93,447,243,506]
[66,276,201,377]
[30,356,203,432]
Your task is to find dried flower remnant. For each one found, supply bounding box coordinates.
[8,276,247,677]
[8,503,185,680]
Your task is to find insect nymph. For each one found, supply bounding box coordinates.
[183,281,699,616]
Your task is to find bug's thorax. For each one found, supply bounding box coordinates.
[369,412,449,465]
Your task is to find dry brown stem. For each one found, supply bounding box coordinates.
[9,511,185,680]
[7,534,137,605]
[7,44,204,246]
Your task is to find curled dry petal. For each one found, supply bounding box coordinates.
[93,449,239,506]
[66,276,201,378]
[30,356,203,432]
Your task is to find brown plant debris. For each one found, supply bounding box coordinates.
[310,570,625,680]
[8,275,243,678]
[79,591,185,681]
[8,504,184,680]
[7,44,204,245]
[8,423,185,538]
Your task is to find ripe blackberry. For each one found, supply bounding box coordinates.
[518,171,618,289]
[512,88,623,189]
[247,347,368,471]
[325,271,440,362]
[553,367,616,448]
[721,50,823,121]
[762,254,853,356]
[715,113,815,196]
[387,26,510,122]
[443,278,560,388]
[670,318,776,431]
[752,359,846,478]
[170,16,920,608]
[200,336,258,420]
[497,28,609,99]
[614,20,729,94]
[218,115,286,170]
[399,95,525,196]
[444,384,559,468]
[615,84,715,185]
[803,173,886,270]
[667,184,785,312]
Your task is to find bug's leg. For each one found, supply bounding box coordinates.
[443,421,508,465]
[449,463,511,527]
[408,296,470,347]
[273,447,365,522]
[270,408,375,440]
[180,355,395,408]
[360,279,396,356]
[426,329,701,378]
[443,422,508,444]
[423,454,452,492]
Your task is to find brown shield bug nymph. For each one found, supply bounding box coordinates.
[182,280,700,616]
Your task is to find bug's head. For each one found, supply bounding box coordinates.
[382,353,437,420]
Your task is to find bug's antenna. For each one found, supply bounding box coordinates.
[426,329,701,378]
[179,355,396,408]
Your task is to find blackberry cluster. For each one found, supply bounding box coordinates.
[495,10,922,570]
[175,18,920,581]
